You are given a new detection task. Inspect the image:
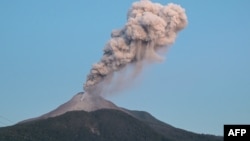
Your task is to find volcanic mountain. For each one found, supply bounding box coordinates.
[20,92,122,123]
[0,92,223,141]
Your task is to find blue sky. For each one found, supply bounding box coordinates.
[0,0,249,136]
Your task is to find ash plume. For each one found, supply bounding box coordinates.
[84,0,187,95]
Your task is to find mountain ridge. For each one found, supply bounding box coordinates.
[0,109,222,141]
[0,92,223,141]
[0,109,169,141]
[19,92,123,123]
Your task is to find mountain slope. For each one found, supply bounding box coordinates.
[0,109,223,141]
[0,92,223,141]
[20,92,121,123]
[128,110,223,141]
[0,109,168,141]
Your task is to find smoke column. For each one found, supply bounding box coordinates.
[83,0,187,95]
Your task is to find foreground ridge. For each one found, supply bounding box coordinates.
[1,109,223,141]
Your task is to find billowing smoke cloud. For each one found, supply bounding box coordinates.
[84,0,187,95]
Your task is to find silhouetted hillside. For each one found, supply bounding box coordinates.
[0,109,167,141]
[0,109,223,141]
[128,110,223,141]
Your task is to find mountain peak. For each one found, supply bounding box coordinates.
[20,92,121,123]
[42,92,120,118]
[10,92,223,141]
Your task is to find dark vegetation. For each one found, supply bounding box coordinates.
[0,109,223,141]
[128,110,223,141]
[0,109,167,141]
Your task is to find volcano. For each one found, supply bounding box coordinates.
[20,92,123,123]
[0,92,223,141]
[39,92,121,117]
